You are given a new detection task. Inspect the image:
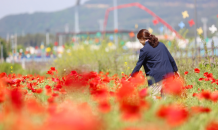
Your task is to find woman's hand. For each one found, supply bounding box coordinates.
[174,71,180,77]
[126,76,132,81]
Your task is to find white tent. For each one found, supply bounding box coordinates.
[125,41,143,50]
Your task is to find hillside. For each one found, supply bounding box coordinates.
[0,0,217,38]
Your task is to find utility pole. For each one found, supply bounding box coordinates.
[194,0,198,64]
[65,23,69,33]
[201,18,208,39]
[46,29,50,46]
[59,35,63,46]
[113,0,118,46]
[15,33,17,61]
[98,19,104,32]
[75,0,80,34]
[11,35,14,64]
[0,41,3,62]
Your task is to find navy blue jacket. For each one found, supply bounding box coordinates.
[131,41,178,86]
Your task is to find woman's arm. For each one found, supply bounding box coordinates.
[131,49,147,77]
[175,71,180,77]
[164,45,178,72]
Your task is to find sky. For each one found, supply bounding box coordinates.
[0,0,89,19]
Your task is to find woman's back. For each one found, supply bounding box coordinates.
[132,41,177,85]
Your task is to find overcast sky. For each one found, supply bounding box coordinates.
[0,0,89,19]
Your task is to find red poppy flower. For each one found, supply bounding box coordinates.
[47,96,55,104]
[120,100,149,121]
[183,85,193,90]
[194,68,200,73]
[206,121,218,130]
[199,78,204,81]
[47,70,54,75]
[98,100,111,113]
[44,102,102,130]
[117,81,135,99]
[204,72,209,77]
[139,88,148,98]
[91,87,108,100]
[191,106,211,114]
[193,93,198,97]
[156,104,189,126]
[210,91,218,102]
[52,93,59,97]
[201,91,211,100]
[0,72,6,78]
[162,76,184,96]
[36,88,43,94]
[71,70,77,76]
[10,88,23,110]
[0,91,5,103]
[184,71,188,75]
[50,67,56,71]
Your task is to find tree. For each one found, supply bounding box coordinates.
[0,38,9,60]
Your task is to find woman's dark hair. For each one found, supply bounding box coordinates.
[137,29,159,48]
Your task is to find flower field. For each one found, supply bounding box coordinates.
[1,65,218,130]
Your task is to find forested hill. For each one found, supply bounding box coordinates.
[0,0,217,37]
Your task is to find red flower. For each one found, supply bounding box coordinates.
[45,85,51,89]
[199,91,211,100]
[199,78,204,81]
[162,76,184,96]
[10,88,23,110]
[52,93,59,97]
[0,72,6,78]
[47,70,54,75]
[50,67,56,71]
[183,85,193,90]
[0,91,5,103]
[184,71,188,75]
[204,72,209,77]
[91,87,108,100]
[193,93,198,97]
[117,81,135,99]
[98,100,111,113]
[194,68,200,73]
[36,88,43,94]
[191,106,211,114]
[156,104,189,126]
[120,100,149,121]
[47,96,54,104]
[71,70,78,75]
[206,121,218,130]
[210,91,218,102]
[139,88,148,98]
[102,76,110,83]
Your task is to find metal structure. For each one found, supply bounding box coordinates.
[0,41,3,62]
[113,0,118,45]
[193,0,198,64]
[75,0,81,33]
[103,2,185,40]
[201,18,208,39]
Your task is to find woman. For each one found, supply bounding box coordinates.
[130,29,180,97]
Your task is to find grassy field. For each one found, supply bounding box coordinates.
[0,39,218,130]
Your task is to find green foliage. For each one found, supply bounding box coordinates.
[0,62,41,75]
[17,33,55,47]
[0,62,25,74]
[53,41,137,76]
[0,38,9,60]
